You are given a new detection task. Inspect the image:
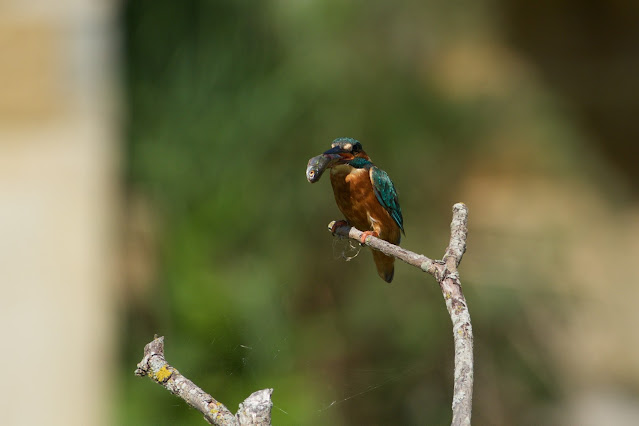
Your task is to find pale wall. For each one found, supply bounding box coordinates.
[0,1,119,425]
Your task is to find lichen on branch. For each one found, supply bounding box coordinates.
[135,336,273,426]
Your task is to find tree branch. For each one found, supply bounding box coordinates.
[134,336,273,426]
[135,203,471,425]
[328,202,473,426]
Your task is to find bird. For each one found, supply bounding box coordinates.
[307,137,404,282]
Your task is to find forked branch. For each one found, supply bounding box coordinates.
[328,202,473,426]
[134,336,273,426]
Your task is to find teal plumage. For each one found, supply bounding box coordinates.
[370,167,404,234]
[347,157,404,236]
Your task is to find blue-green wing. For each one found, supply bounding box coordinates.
[370,166,404,233]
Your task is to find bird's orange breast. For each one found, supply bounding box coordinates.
[329,165,401,244]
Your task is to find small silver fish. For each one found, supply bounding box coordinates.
[306,154,339,183]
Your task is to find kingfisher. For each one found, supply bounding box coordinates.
[306,137,404,282]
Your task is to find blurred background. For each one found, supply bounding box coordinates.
[1,0,638,425]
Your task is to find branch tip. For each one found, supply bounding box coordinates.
[146,335,165,355]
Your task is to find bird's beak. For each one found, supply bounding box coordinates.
[322,146,344,155]
[323,146,354,162]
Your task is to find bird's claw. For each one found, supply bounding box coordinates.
[359,230,379,244]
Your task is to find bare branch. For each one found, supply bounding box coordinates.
[135,204,471,425]
[236,389,274,425]
[135,336,273,426]
[444,203,468,268]
[328,202,473,426]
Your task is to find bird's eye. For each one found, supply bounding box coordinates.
[309,170,315,177]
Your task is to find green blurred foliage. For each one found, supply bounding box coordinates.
[120,1,562,424]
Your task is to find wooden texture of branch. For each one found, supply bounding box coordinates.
[328,202,473,426]
[134,336,273,426]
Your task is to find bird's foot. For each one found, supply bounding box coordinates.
[329,220,349,234]
[359,230,379,244]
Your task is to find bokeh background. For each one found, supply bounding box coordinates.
[1,1,639,425]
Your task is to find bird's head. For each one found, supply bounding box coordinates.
[305,138,370,183]
[322,137,369,162]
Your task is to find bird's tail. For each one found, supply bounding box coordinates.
[372,250,395,283]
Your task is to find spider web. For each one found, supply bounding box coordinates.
[213,321,427,424]
[332,234,363,261]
